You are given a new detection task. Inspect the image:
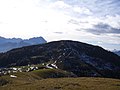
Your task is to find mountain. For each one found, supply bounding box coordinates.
[0,36,47,52]
[0,40,120,79]
[114,51,120,56]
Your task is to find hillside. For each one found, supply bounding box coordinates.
[0,74,120,90]
[0,40,120,78]
[0,36,47,52]
[0,68,120,90]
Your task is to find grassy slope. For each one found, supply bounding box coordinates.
[0,77,120,90]
[0,69,120,90]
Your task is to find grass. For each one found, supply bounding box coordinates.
[0,69,120,90]
[32,69,75,78]
[0,77,120,90]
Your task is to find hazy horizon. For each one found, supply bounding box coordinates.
[0,0,120,50]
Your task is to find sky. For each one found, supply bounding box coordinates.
[0,0,120,50]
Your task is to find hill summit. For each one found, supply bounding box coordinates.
[0,40,120,78]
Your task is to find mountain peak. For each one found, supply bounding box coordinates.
[113,50,120,56]
[0,36,47,52]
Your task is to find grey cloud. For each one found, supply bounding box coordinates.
[64,0,120,16]
[68,19,88,25]
[54,32,63,34]
[68,19,80,25]
[94,0,120,16]
[49,0,93,17]
[38,0,120,16]
[85,23,120,35]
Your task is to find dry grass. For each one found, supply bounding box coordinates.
[0,69,120,90]
[0,76,120,90]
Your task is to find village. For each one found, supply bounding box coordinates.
[0,62,58,78]
[0,65,39,77]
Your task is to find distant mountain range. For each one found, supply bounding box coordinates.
[0,36,47,52]
[0,40,120,79]
[113,51,120,56]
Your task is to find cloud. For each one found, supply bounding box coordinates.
[0,22,3,24]
[68,19,89,25]
[50,1,71,9]
[0,0,120,50]
[64,0,120,17]
[73,6,92,15]
[54,32,63,34]
[68,19,80,25]
[94,0,120,16]
[86,23,120,35]
[104,15,120,29]
[49,1,92,16]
